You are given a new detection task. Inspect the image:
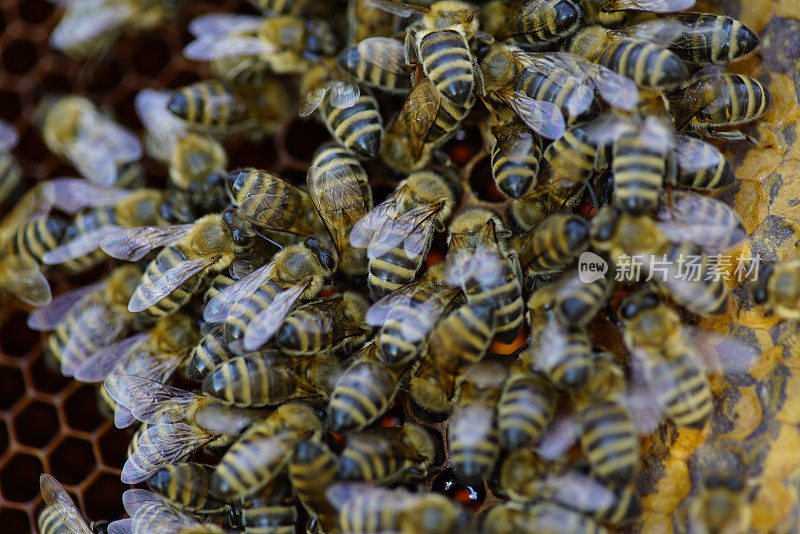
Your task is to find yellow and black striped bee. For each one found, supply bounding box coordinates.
[339,423,442,484]
[210,402,323,499]
[202,237,337,354]
[753,260,800,320]
[38,95,143,188]
[167,79,291,138]
[447,361,507,483]
[38,474,95,534]
[567,25,688,90]
[289,440,339,534]
[482,106,543,199]
[103,208,256,319]
[669,135,733,190]
[553,269,615,327]
[511,213,590,278]
[328,483,470,534]
[338,37,412,94]
[27,264,143,377]
[0,119,22,211]
[481,0,584,45]
[111,488,227,534]
[497,366,556,451]
[327,340,412,432]
[187,324,236,379]
[239,475,298,534]
[351,170,457,299]
[307,146,373,275]
[483,501,607,534]
[147,462,230,515]
[104,375,270,483]
[299,61,384,160]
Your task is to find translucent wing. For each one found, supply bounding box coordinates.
[507,92,565,140]
[529,315,570,373]
[299,86,328,117]
[128,255,217,313]
[50,177,133,214]
[135,89,186,158]
[445,244,507,287]
[404,79,440,158]
[49,0,133,53]
[668,75,719,132]
[357,37,407,74]
[236,178,310,232]
[71,112,142,187]
[514,52,595,117]
[672,136,728,177]
[383,291,453,344]
[204,261,276,322]
[243,279,311,351]
[73,332,151,382]
[27,281,103,330]
[2,259,52,307]
[122,488,159,517]
[122,423,213,483]
[307,163,368,253]
[537,413,580,461]
[105,375,202,427]
[365,281,421,325]
[588,63,639,111]
[612,17,689,44]
[101,224,194,261]
[326,482,415,510]
[601,0,695,13]
[40,474,93,534]
[349,187,407,249]
[656,191,746,253]
[369,0,420,17]
[184,35,280,61]
[42,225,119,265]
[685,327,760,377]
[0,119,19,151]
[537,472,618,513]
[121,349,184,388]
[107,519,133,534]
[188,13,264,37]
[495,127,536,165]
[60,302,132,376]
[367,202,442,260]
[328,80,361,110]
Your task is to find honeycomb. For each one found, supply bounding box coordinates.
[1,0,799,532]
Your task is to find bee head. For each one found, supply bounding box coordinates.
[304,236,338,275]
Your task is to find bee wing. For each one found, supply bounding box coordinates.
[135,89,185,158]
[326,482,411,510]
[73,332,151,383]
[105,374,201,427]
[243,279,311,351]
[495,127,536,164]
[237,181,310,232]
[71,113,142,187]
[188,13,264,37]
[583,62,639,111]
[328,80,361,110]
[639,115,676,151]
[0,119,19,151]
[514,52,595,117]
[107,519,132,534]
[184,34,281,62]
[405,80,441,159]
[671,136,728,176]
[611,17,689,44]
[0,182,54,245]
[299,86,329,117]
[539,472,618,513]
[40,474,93,534]
[122,488,159,517]
[367,202,440,260]
[42,225,119,265]
[128,255,218,313]
[349,188,407,249]
[446,244,507,286]
[600,0,695,13]
[60,302,133,376]
[357,37,407,75]
[26,280,104,330]
[49,177,133,214]
[656,192,746,254]
[537,413,581,461]
[49,0,133,54]
[365,281,420,325]
[385,292,450,344]
[369,0,421,17]
[529,315,569,373]
[2,259,52,308]
[307,163,368,253]
[122,423,212,483]
[114,405,136,429]
[669,76,719,132]
[507,92,565,140]
[684,327,760,377]
[101,223,194,261]
[204,261,276,322]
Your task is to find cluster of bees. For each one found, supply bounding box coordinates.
[0,0,790,532]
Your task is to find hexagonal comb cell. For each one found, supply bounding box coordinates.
[83,473,126,522]
[0,508,29,533]
[13,400,59,448]
[0,453,43,502]
[49,437,95,485]
[0,312,40,357]
[63,385,105,433]
[0,366,25,410]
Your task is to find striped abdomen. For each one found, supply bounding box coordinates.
[337,45,411,94]
[368,246,427,300]
[135,247,207,318]
[428,303,494,373]
[188,329,234,379]
[47,299,122,369]
[59,206,116,273]
[167,80,250,132]
[340,491,402,533]
[320,92,383,159]
[448,403,499,482]
[491,134,542,199]
[514,214,589,273]
[9,218,67,264]
[230,170,317,235]
[202,354,302,407]
[288,441,339,533]
[695,74,769,128]
[147,462,227,513]
[555,274,613,327]
[225,280,282,347]
[312,142,373,205]
[241,475,298,534]
[514,0,582,43]
[541,123,600,186]
[612,131,668,214]
[0,153,21,209]
[547,327,591,389]
[423,91,474,147]
[659,352,712,428]
[378,285,452,363]
[417,29,474,105]
[328,360,400,432]
[666,13,759,64]
[672,135,732,189]
[516,68,601,125]
[276,297,351,355]
[463,261,524,344]
[579,399,639,485]
[339,429,421,484]
[498,373,555,450]
[663,243,728,316]
[599,39,688,89]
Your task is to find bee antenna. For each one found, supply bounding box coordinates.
[254,230,284,250]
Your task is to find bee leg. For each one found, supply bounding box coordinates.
[404,28,417,67]
[705,129,751,144]
[473,57,485,96]
[431,148,454,169]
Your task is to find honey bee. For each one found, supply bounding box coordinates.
[327,483,471,534]
[115,488,226,534]
[668,71,770,142]
[328,340,412,432]
[135,89,228,191]
[167,79,290,138]
[27,265,143,376]
[669,135,734,191]
[339,423,442,483]
[0,119,22,211]
[202,237,337,353]
[48,0,179,61]
[481,0,584,45]
[186,324,236,379]
[511,213,590,276]
[39,95,143,188]
[374,0,480,106]
[239,475,298,534]
[147,462,229,515]
[448,362,507,483]
[483,106,543,199]
[350,170,457,299]
[752,260,800,320]
[337,37,412,94]
[367,263,462,363]
[38,474,95,534]
[554,269,615,327]
[349,0,400,42]
[657,241,729,316]
[483,501,607,534]
[104,374,270,482]
[613,13,759,65]
[446,214,525,344]
[103,209,256,319]
[210,402,323,499]
[578,0,695,28]
[184,12,336,80]
[497,367,556,450]
[288,440,339,534]
[307,147,372,275]
[567,25,688,90]
[381,67,475,172]
[202,352,339,406]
